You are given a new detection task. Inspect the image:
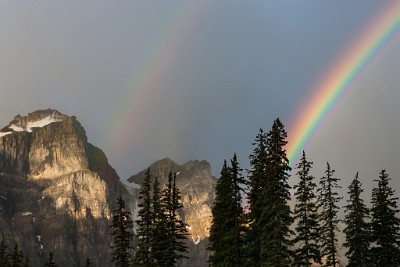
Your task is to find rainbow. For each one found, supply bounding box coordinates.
[104,2,203,157]
[287,2,400,166]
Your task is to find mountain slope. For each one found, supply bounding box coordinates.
[128,157,216,267]
[0,109,131,266]
[0,109,215,267]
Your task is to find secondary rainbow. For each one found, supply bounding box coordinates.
[104,2,202,157]
[287,2,400,166]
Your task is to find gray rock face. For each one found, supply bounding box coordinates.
[128,158,216,267]
[0,109,215,267]
[0,109,129,267]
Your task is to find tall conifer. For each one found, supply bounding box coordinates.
[293,151,321,266]
[134,168,154,267]
[162,172,188,266]
[343,172,370,267]
[110,195,134,267]
[317,162,342,267]
[246,128,268,266]
[229,153,245,265]
[260,118,293,266]
[370,170,400,266]
[150,176,169,266]
[209,156,245,267]
[209,160,235,266]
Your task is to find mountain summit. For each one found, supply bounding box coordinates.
[0,109,215,267]
[0,109,129,266]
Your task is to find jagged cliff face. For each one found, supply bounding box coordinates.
[0,109,129,267]
[128,158,216,267]
[0,109,215,267]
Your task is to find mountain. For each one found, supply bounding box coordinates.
[0,109,215,266]
[127,158,216,267]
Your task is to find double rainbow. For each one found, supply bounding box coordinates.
[287,2,400,166]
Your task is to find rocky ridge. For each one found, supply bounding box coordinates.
[0,109,132,266]
[0,109,215,267]
[128,158,216,267]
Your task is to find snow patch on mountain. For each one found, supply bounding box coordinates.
[10,115,63,132]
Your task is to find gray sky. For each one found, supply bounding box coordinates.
[1,1,399,202]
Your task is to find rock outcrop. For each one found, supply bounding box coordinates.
[128,158,216,267]
[0,109,130,266]
[0,109,216,267]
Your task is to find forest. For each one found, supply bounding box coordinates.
[1,118,400,267]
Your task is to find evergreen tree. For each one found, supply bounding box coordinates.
[317,162,342,267]
[0,239,10,266]
[229,153,245,265]
[134,168,154,267]
[370,170,400,266]
[246,128,268,266]
[43,252,57,267]
[162,172,188,266]
[110,195,134,267]
[260,118,293,266]
[293,151,321,266]
[343,172,370,267]
[209,156,245,267]
[151,176,169,266]
[9,244,24,267]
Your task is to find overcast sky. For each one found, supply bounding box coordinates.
[1,1,399,201]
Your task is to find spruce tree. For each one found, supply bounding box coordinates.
[293,151,321,266]
[229,153,245,265]
[209,156,245,267]
[343,172,370,267]
[162,172,188,266]
[260,118,293,266]
[9,244,24,267]
[151,176,169,266]
[246,128,268,266]
[110,195,134,267]
[209,160,234,266]
[0,239,10,266]
[370,169,400,266]
[317,162,342,267]
[134,168,154,267]
[44,252,57,267]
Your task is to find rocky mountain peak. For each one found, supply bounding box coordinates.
[0,109,129,266]
[0,109,68,136]
[128,158,216,267]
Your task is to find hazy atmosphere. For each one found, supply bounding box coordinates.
[1,1,399,200]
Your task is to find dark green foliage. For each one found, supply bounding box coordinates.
[293,151,321,266]
[134,168,154,267]
[317,162,342,267]
[0,240,28,267]
[43,252,57,267]
[246,128,268,266]
[259,118,293,266]
[110,195,134,267]
[209,155,245,267]
[0,239,10,266]
[343,172,370,267]
[245,120,293,266]
[151,176,169,266]
[161,172,189,266]
[229,154,246,265]
[370,170,400,266]
[9,244,24,267]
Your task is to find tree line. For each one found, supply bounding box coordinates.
[111,170,189,267]
[208,118,400,267]
[0,170,188,267]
